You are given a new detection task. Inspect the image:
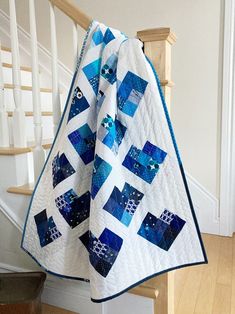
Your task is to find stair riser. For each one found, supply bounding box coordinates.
[8,116,53,143]
[1,50,12,64]
[4,89,66,111]
[3,66,32,86]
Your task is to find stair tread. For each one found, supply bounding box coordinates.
[0,141,52,155]
[2,62,33,73]
[4,83,54,93]
[7,183,34,196]
[1,46,11,52]
[7,111,53,117]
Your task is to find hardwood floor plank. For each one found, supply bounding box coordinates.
[176,263,204,314]
[216,236,233,286]
[194,234,221,314]
[212,283,231,314]
[42,304,79,314]
[231,235,235,314]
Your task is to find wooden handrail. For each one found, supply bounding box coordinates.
[49,0,92,30]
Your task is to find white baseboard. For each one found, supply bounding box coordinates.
[186,172,220,235]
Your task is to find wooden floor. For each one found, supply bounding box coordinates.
[175,233,235,314]
[42,234,235,314]
[42,304,78,314]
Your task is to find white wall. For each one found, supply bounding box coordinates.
[0,0,223,198]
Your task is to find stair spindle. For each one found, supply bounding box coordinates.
[49,2,61,135]
[29,0,46,180]
[9,0,27,147]
[72,22,79,71]
[0,41,10,147]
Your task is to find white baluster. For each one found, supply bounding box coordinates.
[0,41,10,147]
[72,22,79,71]
[9,0,26,147]
[29,0,45,180]
[49,2,61,135]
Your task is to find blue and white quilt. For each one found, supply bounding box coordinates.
[21,21,207,302]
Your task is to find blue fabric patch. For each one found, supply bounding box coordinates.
[103,28,115,45]
[83,58,101,95]
[103,182,144,226]
[122,141,167,184]
[68,87,89,122]
[34,209,62,247]
[52,152,75,188]
[96,90,106,111]
[80,228,123,277]
[91,155,112,199]
[98,114,127,154]
[117,71,148,117]
[92,29,104,45]
[55,189,90,229]
[101,54,118,84]
[68,123,96,165]
[138,209,186,251]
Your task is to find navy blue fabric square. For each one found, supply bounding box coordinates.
[138,209,186,251]
[91,155,112,199]
[104,182,144,226]
[55,189,90,229]
[52,152,75,188]
[82,58,101,95]
[80,228,123,277]
[68,87,89,122]
[117,71,148,117]
[68,123,96,164]
[122,141,167,184]
[34,209,62,247]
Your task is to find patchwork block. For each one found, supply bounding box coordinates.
[122,141,167,184]
[103,182,144,226]
[52,152,75,188]
[98,114,127,154]
[80,228,123,277]
[68,87,89,122]
[101,54,118,84]
[117,71,148,117]
[34,209,62,247]
[138,209,186,251]
[68,123,96,165]
[91,155,112,199]
[83,58,101,95]
[55,189,90,229]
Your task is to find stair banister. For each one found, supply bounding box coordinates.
[49,0,92,30]
[9,0,27,147]
[0,40,10,147]
[29,0,46,180]
[72,22,79,71]
[49,1,61,135]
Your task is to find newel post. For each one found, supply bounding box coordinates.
[136,28,176,314]
[137,27,176,112]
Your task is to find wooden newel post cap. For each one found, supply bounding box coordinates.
[137,27,177,44]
